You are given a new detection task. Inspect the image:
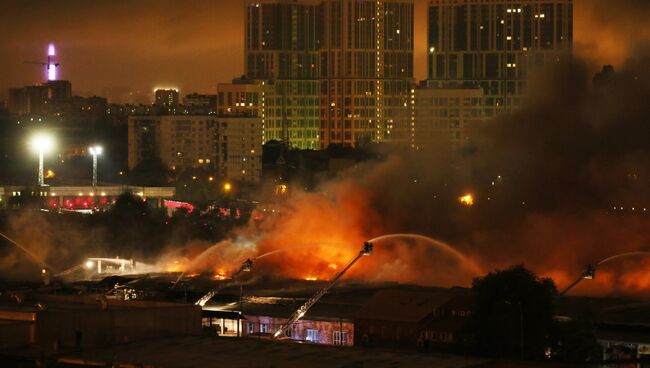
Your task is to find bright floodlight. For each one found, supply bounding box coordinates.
[89,145,103,188]
[89,145,103,156]
[85,260,95,269]
[30,133,54,153]
[31,133,54,186]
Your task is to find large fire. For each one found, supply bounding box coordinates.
[160,173,650,298]
[163,179,483,288]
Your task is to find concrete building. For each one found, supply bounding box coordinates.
[427,0,573,117]
[412,86,484,150]
[128,115,263,183]
[154,89,180,109]
[244,0,415,148]
[7,87,28,115]
[7,80,103,120]
[244,0,322,149]
[319,0,414,147]
[216,80,265,118]
[183,93,217,108]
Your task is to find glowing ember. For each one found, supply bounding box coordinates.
[304,276,318,281]
[458,193,475,206]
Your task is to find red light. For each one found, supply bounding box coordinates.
[163,200,195,213]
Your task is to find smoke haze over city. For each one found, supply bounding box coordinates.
[1,0,650,102]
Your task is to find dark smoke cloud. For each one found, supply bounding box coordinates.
[575,0,650,68]
[221,51,650,295]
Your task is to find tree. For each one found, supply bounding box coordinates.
[128,157,170,186]
[468,265,557,359]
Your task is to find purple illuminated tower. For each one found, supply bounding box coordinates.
[47,43,57,81]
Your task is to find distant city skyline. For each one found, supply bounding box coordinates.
[1,0,648,103]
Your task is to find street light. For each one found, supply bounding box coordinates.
[30,133,54,186]
[89,145,103,189]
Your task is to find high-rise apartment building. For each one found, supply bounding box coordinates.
[427,0,572,117]
[412,86,484,150]
[244,0,414,148]
[216,80,264,118]
[245,0,322,150]
[216,79,322,150]
[320,0,414,147]
[128,115,263,183]
[7,80,73,115]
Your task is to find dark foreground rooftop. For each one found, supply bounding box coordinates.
[12,335,489,368]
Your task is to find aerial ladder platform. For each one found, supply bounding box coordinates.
[195,259,253,307]
[273,242,373,338]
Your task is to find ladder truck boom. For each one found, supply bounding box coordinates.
[273,242,373,338]
[195,259,253,307]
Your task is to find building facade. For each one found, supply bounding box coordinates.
[7,80,73,116]
[427,0,573,117]
[128,115,263,183]
[154,89,180,109]
[216,81,265,118]
[244,0,322,149]
[183,93,217,108]
[320,0,414,147]
[244,0,414,148]
[412,86,484,150]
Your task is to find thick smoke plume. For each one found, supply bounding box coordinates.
[2,51,650,297]
[174,51,650,296]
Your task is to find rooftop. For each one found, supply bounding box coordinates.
[356,289,456,323]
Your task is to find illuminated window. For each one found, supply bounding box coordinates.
[333,331,347,345]
[306,329,319,342]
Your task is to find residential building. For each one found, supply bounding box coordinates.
[412,86,484,150]
[7,80,72,116]
[128,115,263,183]
[7,80,73,116]
[216,80,264,118]
[427,0,573,117]
[244,0,322,149]
[154,89,180,109]
[244,0,415,148]
[183,93,217,108]
[320,0,414,147]
[7,88,28,115]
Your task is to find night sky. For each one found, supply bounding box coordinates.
[1,0,649,103]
